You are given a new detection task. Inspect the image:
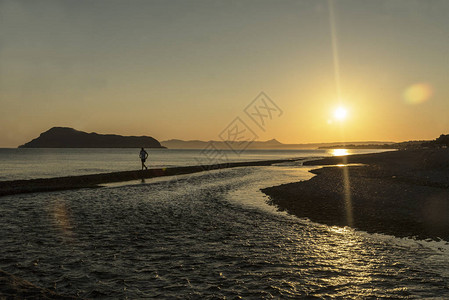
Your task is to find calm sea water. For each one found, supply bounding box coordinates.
[1,148,448,298]
[0,148,383,181]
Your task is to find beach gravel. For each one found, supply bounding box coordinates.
[262,149,449,241]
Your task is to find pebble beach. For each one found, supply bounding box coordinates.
[263,149,449,241]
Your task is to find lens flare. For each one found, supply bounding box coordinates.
[403,83,433,105]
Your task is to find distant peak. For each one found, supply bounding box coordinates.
[40,127,78,135]
[46,127,78,132]
[264,139,282,144]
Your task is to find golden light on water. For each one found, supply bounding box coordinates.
[51,198,74,240]
[403,83,433,105]
[332,149,349,156]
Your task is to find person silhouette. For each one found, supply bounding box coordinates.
[139,147,149,170]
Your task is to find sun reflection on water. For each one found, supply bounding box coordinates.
[331,149,350,156]
[50,197,75,241]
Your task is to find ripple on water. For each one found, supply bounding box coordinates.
[1,166,449,298]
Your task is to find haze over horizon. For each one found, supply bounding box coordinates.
[1,0,448,147]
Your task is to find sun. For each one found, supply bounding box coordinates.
[334,107,347,121]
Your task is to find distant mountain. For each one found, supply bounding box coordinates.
[320,136,449,150]
[161,139,395,150]
[161,139,285,149]
[19,127,165,148]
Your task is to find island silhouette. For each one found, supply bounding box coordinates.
[19,127,165,148]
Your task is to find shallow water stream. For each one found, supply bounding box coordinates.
[1,165,449,298]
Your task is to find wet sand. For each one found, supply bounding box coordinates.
[0,159,297,197]
[262,149,449,241]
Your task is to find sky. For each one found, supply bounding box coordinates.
[1,0,448,147]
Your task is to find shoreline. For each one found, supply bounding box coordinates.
[0,158,299,197]
[262,149,449,241]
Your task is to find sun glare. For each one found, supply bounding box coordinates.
[334,107,347,120]
[332,149,349,156]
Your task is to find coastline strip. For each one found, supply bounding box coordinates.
[0,158,298,197]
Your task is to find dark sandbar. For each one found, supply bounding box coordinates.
[262,149,449,241]
[0,159,297,197]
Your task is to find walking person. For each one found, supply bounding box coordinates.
[139,147,149,170]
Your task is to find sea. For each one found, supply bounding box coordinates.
[1,148,449,298]
[0,148,379,181]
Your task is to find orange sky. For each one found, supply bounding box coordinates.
[1,0,448,147]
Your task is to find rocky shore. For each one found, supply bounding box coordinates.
[262,149,449,241]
